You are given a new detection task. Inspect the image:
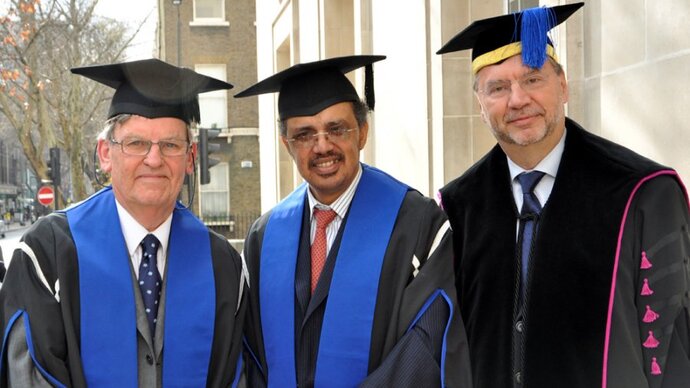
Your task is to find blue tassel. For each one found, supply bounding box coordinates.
[520,7,557,69]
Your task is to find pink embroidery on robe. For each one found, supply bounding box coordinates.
[643,305,660,323]
[641,278,654,296]
[640,251,652,269]
[651,357,662,375]
[643,331,660,348]
[601,169,683,388]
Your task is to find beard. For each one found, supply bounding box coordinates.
[490,106,564,147]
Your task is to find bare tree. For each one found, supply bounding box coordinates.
[0,0,149,203]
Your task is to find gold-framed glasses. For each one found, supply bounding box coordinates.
[286,127,357,149]
[479,72,550,100]
[109,138,190,157]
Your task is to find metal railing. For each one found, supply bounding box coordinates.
[202,211,261,241]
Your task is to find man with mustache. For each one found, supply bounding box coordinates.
[235,55,471,387]
[437,3,690,387]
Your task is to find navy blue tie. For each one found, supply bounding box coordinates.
[139,234,162,337]
[517,171,545,304]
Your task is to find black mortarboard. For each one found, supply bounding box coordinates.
[71,58,233,124]
[234,55,385,120]
[437,3,584,74]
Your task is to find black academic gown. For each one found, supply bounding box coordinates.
[440,118,690,388]
[243,187,472,387]
[0,211,246,388]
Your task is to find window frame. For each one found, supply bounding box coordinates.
[199,162,230,224]
[194,64,229,130]
[508,0,540,13]
[191,0,229,26]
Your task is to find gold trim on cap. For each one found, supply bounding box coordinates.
[472,42,558,74]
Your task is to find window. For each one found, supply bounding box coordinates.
[200,162,229,223]
[193,0,226,24]
[508,0,539,12]
[194,64,228,129]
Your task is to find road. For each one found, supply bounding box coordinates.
[0,224,29,269]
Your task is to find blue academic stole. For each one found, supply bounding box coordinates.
[67,187,216,387]
[260,164,407,387]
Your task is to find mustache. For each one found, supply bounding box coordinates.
[310,151,342,163]
[504,108,544,123]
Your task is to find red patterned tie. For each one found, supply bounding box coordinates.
[311,208,337,293]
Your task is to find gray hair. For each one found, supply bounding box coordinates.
[278,99,370,137]
[98,114,194,141]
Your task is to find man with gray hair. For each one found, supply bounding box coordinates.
[438,3,690,387]
[0,58,247,387]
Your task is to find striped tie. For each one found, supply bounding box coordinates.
[517,171,545,304]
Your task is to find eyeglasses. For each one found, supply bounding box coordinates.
[286,127,357,149]
[478,72,550,100]
[109,137,190,157]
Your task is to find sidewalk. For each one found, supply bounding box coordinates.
[0,220,30,235]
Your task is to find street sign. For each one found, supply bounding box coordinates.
[37,185,54,206]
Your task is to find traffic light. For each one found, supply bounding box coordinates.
[198,127,221,185]
[47,147,61,186]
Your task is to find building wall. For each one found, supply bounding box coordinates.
[159,0,258,126]
[583,0,690,183]
[225,131,261,239]
[369,1,432,191]
[159,0,261,239]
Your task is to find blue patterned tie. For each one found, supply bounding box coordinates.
[517,171,545,304]
[139,234,162,337]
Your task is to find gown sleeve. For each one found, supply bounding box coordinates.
[240,213,270,388]
[360,195,472,388]
[0,215,72,388]
[6,315,53,387]
[608,174,690,388]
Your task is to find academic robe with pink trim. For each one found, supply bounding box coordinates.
[440,118,690,388]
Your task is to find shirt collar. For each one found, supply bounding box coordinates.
[115,200,172,257]
[507,128,566,181]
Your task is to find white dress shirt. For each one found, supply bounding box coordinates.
[507,129,566,241]
[115,200,171,278]
[507,129,567,212]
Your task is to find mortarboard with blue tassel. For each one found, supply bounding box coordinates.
[437,2,584,74]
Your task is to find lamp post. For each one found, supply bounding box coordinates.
[172,0,182,66]
[172,0,190,204]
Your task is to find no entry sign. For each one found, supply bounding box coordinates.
[37,185,55,206]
